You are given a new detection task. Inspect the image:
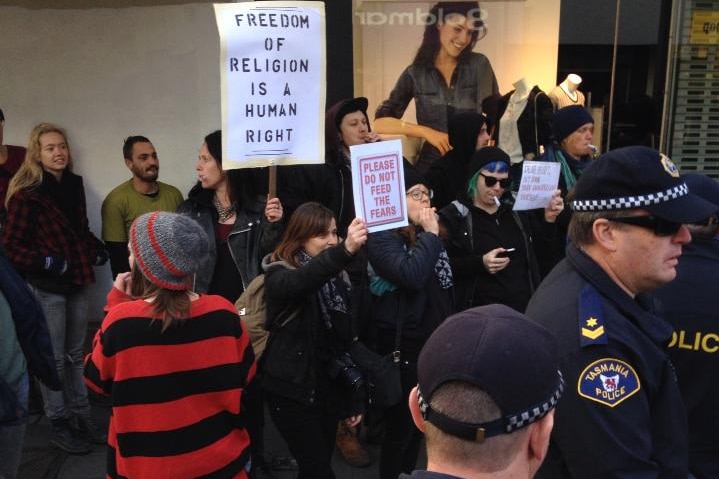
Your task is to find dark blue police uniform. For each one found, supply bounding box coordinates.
[655,234,719,479]
[526,243,688,479]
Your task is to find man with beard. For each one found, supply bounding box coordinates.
[101,136,183,277]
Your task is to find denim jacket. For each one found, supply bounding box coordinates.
[375,52,498,165]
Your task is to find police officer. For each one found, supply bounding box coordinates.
[526,146,718,479]
[654,173,719,479]
[404,304,563,479]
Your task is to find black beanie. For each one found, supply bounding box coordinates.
[403,160,428,192]
[467,146,510,176]
[551,106,594,144]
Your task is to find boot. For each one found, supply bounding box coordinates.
[50,418,92,455]
[335,422,371,468]
[73,415,108,444]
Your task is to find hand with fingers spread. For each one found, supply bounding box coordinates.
[482,247,511,275]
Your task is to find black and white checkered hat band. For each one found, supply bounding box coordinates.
[571,183,688,212]
[418,371,565,441]
[505,371,565,433]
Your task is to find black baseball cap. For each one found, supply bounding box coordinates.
[334,97,369,130]
[571,146,718,223]
[417,304,563,443]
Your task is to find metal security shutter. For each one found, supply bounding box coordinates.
[668,0,719,177]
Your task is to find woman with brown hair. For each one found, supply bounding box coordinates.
[3,123,107,454]
[261,202,368,479]
[367,164,454,479]
[84,211,256,479]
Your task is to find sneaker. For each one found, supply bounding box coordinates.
[73,415,108,444]
[335,422,371,468]
[50,418,92,455]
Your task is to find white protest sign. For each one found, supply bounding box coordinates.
[214,2,326,169]
[350,139,408,233]
[513,161,561,211]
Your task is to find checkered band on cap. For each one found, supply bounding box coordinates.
[505,371,565,433]
[571,183,688,212]
[418,371,565,442]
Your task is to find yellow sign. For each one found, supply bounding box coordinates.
[691,11,719,45]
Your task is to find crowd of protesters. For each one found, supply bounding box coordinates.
[2,2,719,478]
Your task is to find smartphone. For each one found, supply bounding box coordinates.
[498,248,516,257]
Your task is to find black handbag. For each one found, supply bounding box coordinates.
[349,316,404,410]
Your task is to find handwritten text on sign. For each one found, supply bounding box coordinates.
[214,2,326,169]
[351,140,408,233]
[513,161,561,211]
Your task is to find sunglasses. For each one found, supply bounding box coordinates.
[407,189,434,201]
[480,173,512,189]
[608,215,683,237]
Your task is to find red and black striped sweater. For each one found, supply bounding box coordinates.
[84,288,256,479]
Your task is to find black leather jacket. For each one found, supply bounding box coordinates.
[178,190,280,292]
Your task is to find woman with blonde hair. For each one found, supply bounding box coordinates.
[3,123,108,454]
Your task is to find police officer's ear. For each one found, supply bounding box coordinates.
[408,386,427,433]
[591,218,621,252]
[527,409,555,472]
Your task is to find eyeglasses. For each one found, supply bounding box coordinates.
[608,215,683,237]
[407,189,433,201]
[480,173,512,189]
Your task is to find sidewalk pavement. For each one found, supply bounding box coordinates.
[18,402,422,479]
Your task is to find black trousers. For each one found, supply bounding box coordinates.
[265,392,338,479]
[243,376,266,467]
[379,359,422,479]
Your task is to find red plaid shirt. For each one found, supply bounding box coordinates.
[2,171,103,286]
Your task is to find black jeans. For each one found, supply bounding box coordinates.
[379,359,422,479]
[243,376,265,467]
[265,392,338,479]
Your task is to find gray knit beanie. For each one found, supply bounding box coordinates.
[129,212,209,290]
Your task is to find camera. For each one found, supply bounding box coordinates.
[329,352,366,392]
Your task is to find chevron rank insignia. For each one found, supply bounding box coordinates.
[578,285,607,346]
[578,358,641,407]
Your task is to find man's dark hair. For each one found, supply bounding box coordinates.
[123,135,152,160]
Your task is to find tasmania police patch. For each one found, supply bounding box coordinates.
[577,358,640,407]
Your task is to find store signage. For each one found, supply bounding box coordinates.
[690,11,719,45]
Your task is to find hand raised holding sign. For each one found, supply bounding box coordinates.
[543,189,564,223]
[344,218,369,254]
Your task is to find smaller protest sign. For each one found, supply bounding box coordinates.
[513,161,561,211]
[350,139,408,233]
